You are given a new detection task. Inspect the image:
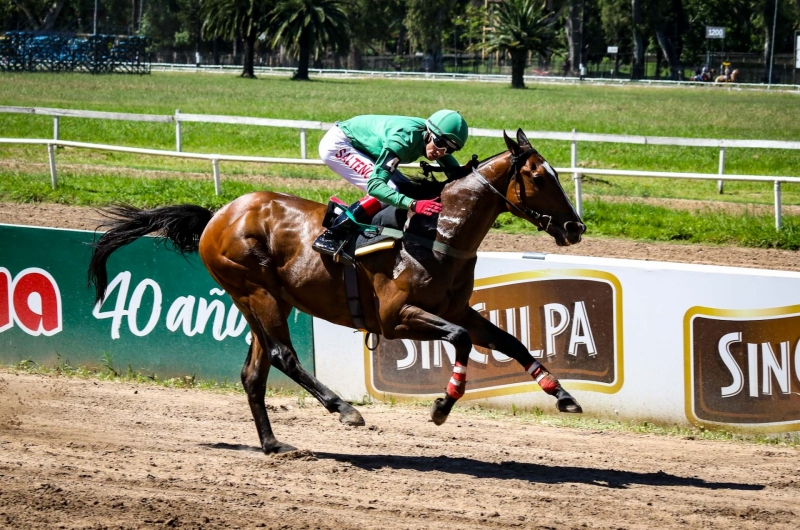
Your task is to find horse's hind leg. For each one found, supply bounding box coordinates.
[245,288,365,428]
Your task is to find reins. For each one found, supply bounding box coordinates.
[472,149,553,232]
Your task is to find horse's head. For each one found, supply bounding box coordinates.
[502,129,585,246]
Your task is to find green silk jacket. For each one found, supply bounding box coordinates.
[337,115,460,209]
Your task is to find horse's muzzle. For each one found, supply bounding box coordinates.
[560,221,586,246]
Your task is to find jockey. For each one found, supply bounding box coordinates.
[313,110,470,257]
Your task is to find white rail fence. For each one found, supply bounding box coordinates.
[2,105,800,229]
[149,63,800,93]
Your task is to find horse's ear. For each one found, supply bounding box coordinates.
[503,130,520,155]
[516,128,531,149]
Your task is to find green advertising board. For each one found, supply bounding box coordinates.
[0,224,314,386]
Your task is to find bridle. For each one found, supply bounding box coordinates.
[471,149,553,232]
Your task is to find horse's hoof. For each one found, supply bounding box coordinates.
[431,398,450,426]
[557,396,583,414]
[339,409,365,426]
[263,441,298,454]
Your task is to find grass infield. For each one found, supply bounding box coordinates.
[1,72,799,249]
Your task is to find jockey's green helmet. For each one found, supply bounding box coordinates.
[426,110,469,152]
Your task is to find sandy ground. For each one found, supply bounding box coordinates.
[1,372,798,530]
[1,201,798,272]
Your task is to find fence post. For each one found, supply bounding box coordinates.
[717,147,726,194]
[53,116,59,140]
[774,181,782,230]
[571,129,583,217]
[212,158,221,196]
[47,143,57,189]
[300,128,307,159]
[175,109,182,152]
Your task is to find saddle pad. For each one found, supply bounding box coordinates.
[354,206,407,252]
[354,239,396,257]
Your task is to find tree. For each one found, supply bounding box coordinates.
[9,0,67,30]
[265,0,350,81]
[565,0,582,74]
[201,0,274,78]
[405,0,457,72]
[485,0,563,88]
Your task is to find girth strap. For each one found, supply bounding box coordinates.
[378,227,476,260]
[343,261,366,331]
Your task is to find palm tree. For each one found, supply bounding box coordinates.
[201,0,274,78]
[485,0,563,89]
[265,0,350,81]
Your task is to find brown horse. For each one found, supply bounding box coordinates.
[88,129,586,454]
[715,69,739,83]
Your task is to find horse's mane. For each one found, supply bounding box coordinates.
[402,152,507,200]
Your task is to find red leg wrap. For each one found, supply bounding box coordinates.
[446,362,467,399]
[358,196,382,216]
[525,362,560,396]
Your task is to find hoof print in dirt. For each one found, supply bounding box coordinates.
[271,449,317,461]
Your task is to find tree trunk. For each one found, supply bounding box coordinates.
[396,24,406,56]
[631,0,645,79]
[762,0,776,83]
[295,30,310,80]
[349,43,362,70]
[566,0,581,75]
[13,0,67,31]
[655,29,681,80]
[241,31,256,78]
[510,50,527,89]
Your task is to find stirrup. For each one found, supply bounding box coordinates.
[332,234,354,265]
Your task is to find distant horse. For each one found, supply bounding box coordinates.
[88,129,586,454]
[715,69,739,83]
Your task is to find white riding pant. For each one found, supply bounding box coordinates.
[318,125,402,204]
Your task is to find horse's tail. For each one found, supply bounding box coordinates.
[88,203,214,304]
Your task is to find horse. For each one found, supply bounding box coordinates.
[88,129,587,454]
[715,69,739,83]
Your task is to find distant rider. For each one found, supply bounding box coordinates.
[313,110,471,257]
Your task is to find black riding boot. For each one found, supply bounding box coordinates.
[313,198,376,260]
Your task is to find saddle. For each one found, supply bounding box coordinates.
[350,206,410,257]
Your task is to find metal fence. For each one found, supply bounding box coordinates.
[2,105,799,229]
[0,32,150,74]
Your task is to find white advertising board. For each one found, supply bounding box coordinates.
[314,253,800,434]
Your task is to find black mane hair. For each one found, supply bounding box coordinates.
[400,152,506,201]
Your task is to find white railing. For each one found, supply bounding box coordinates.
[3,137,799,230]
[148,63,800,93]
[2,105,799,229]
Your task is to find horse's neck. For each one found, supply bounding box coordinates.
[436,154,511,255]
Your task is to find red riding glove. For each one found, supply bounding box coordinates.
[410,198,443,216]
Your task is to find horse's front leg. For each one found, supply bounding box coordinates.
[391,305,473,425]
[457,308,582,413]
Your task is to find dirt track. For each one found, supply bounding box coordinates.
[1,372,798,530]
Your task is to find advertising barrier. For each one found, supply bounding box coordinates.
[313,252,800,434]
[0,225,313,385]
[5,224,800,434]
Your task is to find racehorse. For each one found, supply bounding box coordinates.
[88,129,587,454]
[715,69,739,83]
